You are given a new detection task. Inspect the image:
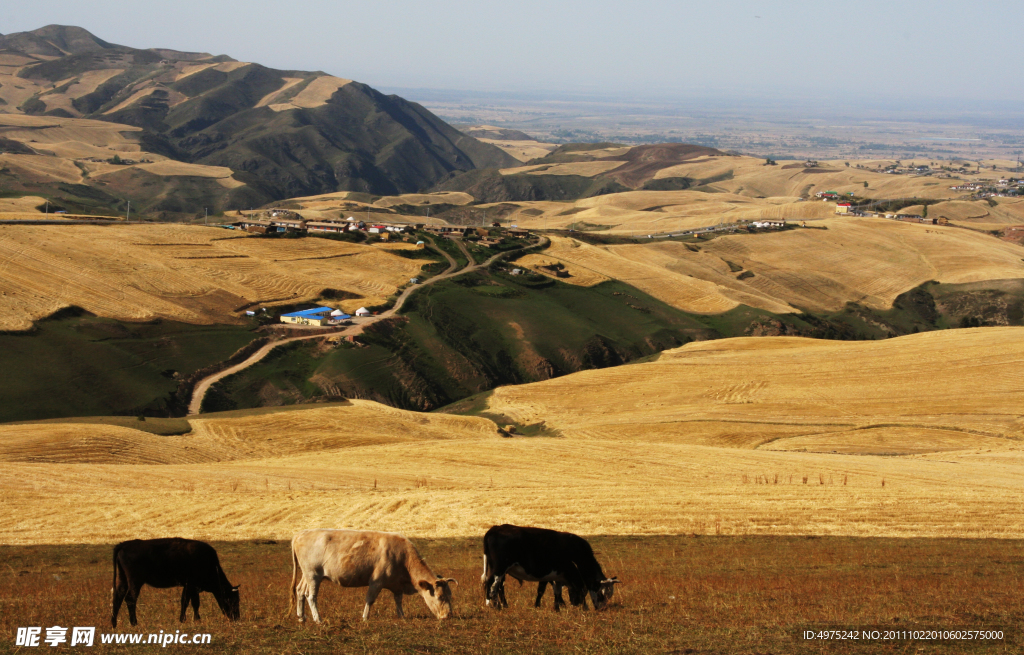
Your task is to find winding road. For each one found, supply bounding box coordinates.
[187,236,545,415]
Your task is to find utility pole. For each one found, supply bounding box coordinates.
[205,207,208,226]
[44,200,48,215]
[126,200,130,222]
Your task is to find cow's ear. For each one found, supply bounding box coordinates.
[232,585,240,591]
[418,580,435,595]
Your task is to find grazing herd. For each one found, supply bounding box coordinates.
[109,524,618,627]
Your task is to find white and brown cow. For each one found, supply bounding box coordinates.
[290,529,456,622]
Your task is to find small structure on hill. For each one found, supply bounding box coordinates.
[280,306,336,326]
[355,307,372,317]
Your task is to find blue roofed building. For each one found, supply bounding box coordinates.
[279,306,351,326]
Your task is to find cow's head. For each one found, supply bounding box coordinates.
[418,577,456,619]
[590,577,620,610]
[217,584,241,621]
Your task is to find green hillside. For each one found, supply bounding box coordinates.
[0,310,254,422]
[201,268,784,413]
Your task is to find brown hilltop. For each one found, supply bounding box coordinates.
[599,143,723,187]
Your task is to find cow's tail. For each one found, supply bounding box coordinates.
[288,539,299,613]
[110,543,123,607]
[111,543,121,591]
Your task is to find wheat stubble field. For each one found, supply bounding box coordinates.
[1,328,1022,543]
[0,224,424,330]
[523,219,1024,316]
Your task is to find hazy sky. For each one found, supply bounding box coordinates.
[5,1,1022,106]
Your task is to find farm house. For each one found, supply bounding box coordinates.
[280,307,337,326]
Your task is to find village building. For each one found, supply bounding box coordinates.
[423,225,473,238]
[280,306,349,326]
[835,203,852,214]
[354,307,373,317]
[306,221,347,234]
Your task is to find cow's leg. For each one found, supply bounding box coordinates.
[189,587,202,621]
[490,576,508,609]
[179,586,190,622]
[125,583,141,627]
[111,583,128,628]
[304,575,323,624]
[534,581,547,608]
[391,590,404,618]
[295,577,306,622]
[483,573,495,607]
[362,581,384,621]
[553,583,565,612]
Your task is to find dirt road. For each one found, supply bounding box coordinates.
[187,237,544,414]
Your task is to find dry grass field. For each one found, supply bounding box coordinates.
[475,137,557,162]
[458,125,558,162]
[0,536,1019,654]
[485,191,838,235]
[1,329,1021,546]
[0,113,254,193]
[0,195,49,215]
[483,327,1024,451]
[500,161,626,177]
[525,236,792,314]
[0,224,425,331]
[488,147,991,200]
[531,218,1024,314]
[925,198,1024,231]
[267,75,352,112]
[275,191,473,223]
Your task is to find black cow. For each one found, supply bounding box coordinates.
[111,538,240,628]
[481,524,620,611]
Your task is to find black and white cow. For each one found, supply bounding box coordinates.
[111,538,240,628]
[481,524,620,611]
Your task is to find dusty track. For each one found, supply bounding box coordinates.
[187,237,545,414]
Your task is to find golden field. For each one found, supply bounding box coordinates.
[267,190,472,224]
[1,329,1022,544]
[475,136,557,162]
[484,190,839,235]
[0,114,250,189]
[0,224,425,330]
[532,218,1024,314]
[477,152,1024,238]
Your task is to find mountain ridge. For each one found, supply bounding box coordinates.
[0,25,517,217]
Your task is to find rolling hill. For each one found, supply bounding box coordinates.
[523,218,1024,316]
[471,327,1024,452]
[0,25,516,218]
[0,223,426,331]
[2,329,1022,544]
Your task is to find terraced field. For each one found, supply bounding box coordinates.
[0,224,424,331]
[1,329,1021,545]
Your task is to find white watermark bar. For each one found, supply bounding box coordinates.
[15,626,212,647]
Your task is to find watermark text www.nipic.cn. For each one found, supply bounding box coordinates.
[15,626,213,647]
